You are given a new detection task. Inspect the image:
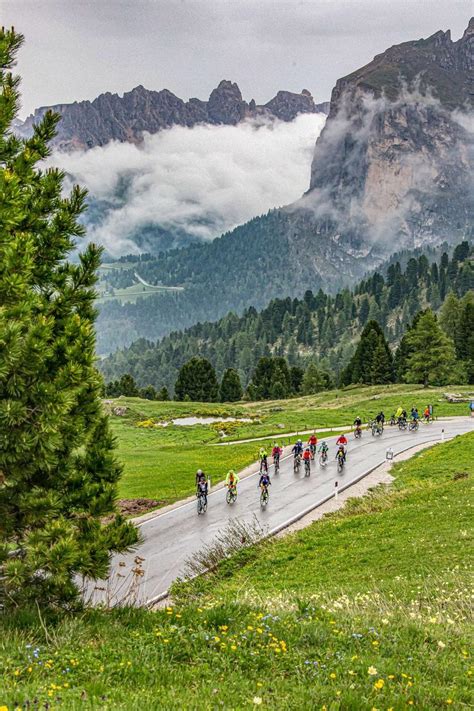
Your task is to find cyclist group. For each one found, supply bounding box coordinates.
[195,403,430,512]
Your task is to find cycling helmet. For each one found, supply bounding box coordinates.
[298,439,302,444]
[197,469,203,475]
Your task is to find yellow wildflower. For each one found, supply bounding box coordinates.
[330,672,337,679]
[373,679,384,690]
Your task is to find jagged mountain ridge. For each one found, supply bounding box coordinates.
[302,17,474,257]
[16,80,329,151]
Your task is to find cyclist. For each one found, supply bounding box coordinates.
[308,433,318,458]
[195,469,208,496]
[411,407,419,422]
[303,446,312,473]
[318,440,329,457]
[374,411,384,434]
[353,416,362,436]
[423,406,431,422]
[272,443,282,464]
[395,405,404,420]
[258,447,268,473]
[336,434,348,451]
[292,439,304,459]
[225,469,240,491]
[336,445,346,466]
[258,470,271,493]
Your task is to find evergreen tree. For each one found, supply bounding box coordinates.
[219,368,243,402]
[290,365,304,395]
[174,357,219,402]
[139,385,158,400]
[455,296,474,384]
[404,311,456,387]
[301,362,331,394]
[342,321,393,385]
[249,356,291,400]
[118,373,139,397]
[439,291,461,341]
[158,386,170,401]
[394,311,423,382]
[358,296,370,325]
[0,30,137,608]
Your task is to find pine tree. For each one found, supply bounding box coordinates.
[439,291,461,341]
[404,311,456,387]
[174,357,219,401]
[301,362,331,394]
[342,321,393,385]
[158,386,170,401]
[0,30,137,608]
[139,385,158,400]
[118,373,139,397]
[455,296,474,384]
[219,368,243,402]
[289,366,304,395]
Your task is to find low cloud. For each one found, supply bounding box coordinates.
[49,113,326,256]
[294,84,473,253]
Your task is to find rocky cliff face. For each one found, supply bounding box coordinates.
[16,80,328,151]
[301,18,474,258]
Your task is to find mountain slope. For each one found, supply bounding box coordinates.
[96,19,474,352]
[99,243,474,392]
[16,81,328,151]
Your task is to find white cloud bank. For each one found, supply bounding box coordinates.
[50,113,326,256]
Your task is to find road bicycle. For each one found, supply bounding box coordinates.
[293,454,301,473]
[226,485,237,505]
[259,459,268,474]
[319,450,328,467]
[398,418,407,430]
[260,485,269,508]
[309,444,316,460]
[336,455,345,474]
[371,422,383,437]
[304,459,311,477]
[354,426,362,439]
[273,455,280,475]
[409,419,419,432]
[197,490,207,515]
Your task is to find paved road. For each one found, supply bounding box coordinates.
[86,418,473,606]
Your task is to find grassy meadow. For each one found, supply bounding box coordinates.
[1,430,472,709]
[110,384,473,505]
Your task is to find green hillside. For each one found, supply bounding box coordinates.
[101,243,474,393]
[2,431,472,709]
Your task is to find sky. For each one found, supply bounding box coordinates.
[3,0,473,119]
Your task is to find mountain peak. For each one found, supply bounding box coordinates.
[463,17,474,37]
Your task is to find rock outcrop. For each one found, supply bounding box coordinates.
[300,17,474,258]
[16,80,327,151]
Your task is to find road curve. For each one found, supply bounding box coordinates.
[86,418,474,606]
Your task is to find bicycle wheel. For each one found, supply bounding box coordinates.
[319,454,327,467]
[226,489,235,504]
[305,461,311,477]
[274,459,280,474]
[260,488,269,507]
[197,495,204,514]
